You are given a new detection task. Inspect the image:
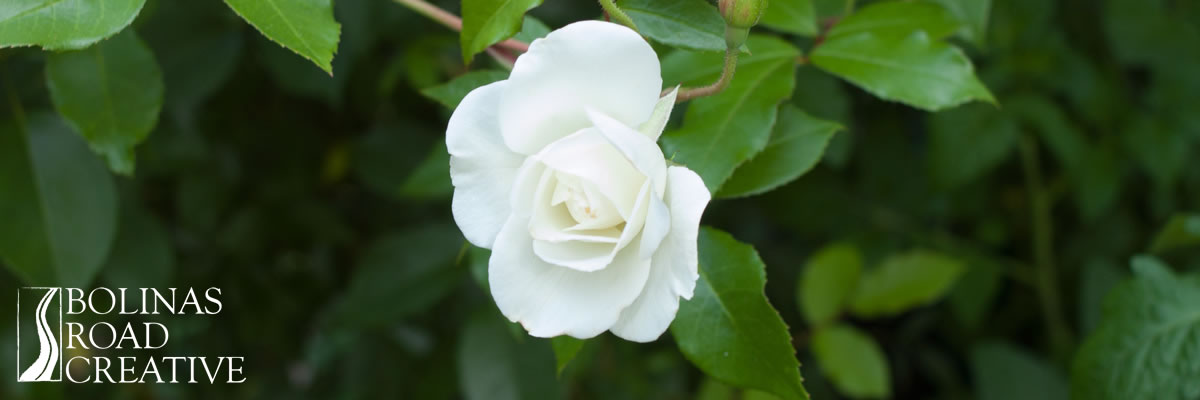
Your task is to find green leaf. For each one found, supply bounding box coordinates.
[671,227,808,400]
[351,122,444,200]
[512,16,551,43]
[812,324,890,398]
[797,242,862,327]
[811,31,994,111]
[45,30,164,175]
[1150,213,1200,253]
[398,142,452,199]
[101,202,174,289]
[927,103,1018,188]
[550,336,585,376]
[460,0,543,63]
[761,0,818,36]
[720,106,842,198]
[421,70,510,109]
[620,0,728,52]
[459,312,563,400]
[849,249,965,317]
[971,342,1068,400]
[830,0,961,40]
[223,0,341,74]
[1071,258,1200,400]
[0,112,116,288]
[661,36,800,193]
[255,0,369,106]
[930,0,992,47]
[331,224,464,327]
[0,0,146,50]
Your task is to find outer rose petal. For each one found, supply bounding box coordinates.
[448,81,525,248]
[500,21,662,155]
[610,166,709,342]
[490,215,652,339]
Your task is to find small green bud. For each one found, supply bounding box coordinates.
[719,0,767,29]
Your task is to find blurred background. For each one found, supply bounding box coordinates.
[0,0,1197,398]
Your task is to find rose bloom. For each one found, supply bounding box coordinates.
[447,21,710,341]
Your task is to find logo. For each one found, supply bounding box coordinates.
[14,287,245,384]
[17,287,62,382]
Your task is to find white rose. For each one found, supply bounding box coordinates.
[446,21,711,342]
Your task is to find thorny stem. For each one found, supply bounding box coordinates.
[673,47,738,102]
[390,0,530,53]
[598,0,639,33]
[1018,135,1074,363]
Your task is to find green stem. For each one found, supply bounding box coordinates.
[599,0,639,33]
[1018,135,1073,361]
[843,0,856,15]
[674,47,738,102]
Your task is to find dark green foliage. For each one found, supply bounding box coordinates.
[0,0,1197,398]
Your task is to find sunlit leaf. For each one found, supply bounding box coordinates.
[829,1,961,40]
[721,106,842,198]
[761,0,818,36]
[460,0,543,63]
[672,227,808,400]
[620,0,730,52]
[0,0,146,50]
[811,31,994,111]
[661,36,801,193]
[224,0,341,73]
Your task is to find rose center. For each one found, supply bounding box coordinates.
[549,172,623,229]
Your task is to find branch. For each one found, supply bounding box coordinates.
[391,0,530,53]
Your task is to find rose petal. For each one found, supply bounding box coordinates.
[657,166,710,299]
[535,129,645,218]
[500,21,662,155]
[638,86,679,141]
[448,81,525,248]
[638,194,670,260]
[585,108,668,197]
[532,181,652,272]
[490,215,651,339]
[610,166,709,341]
[508,157,545,219]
